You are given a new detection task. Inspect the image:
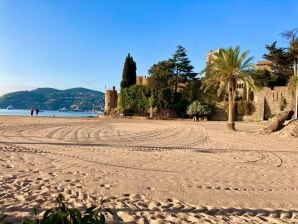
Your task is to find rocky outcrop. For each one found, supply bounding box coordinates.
[263,110,294,133]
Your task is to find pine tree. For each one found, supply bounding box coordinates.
[170,45,196,101]
[120,53,137,90]
[171,45,196,80]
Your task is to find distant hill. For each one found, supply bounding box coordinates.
[0,87,104,111]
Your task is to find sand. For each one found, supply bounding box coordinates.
[0,116,297,223]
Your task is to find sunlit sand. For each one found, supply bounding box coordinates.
[0,116,297,223]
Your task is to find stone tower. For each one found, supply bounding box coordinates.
[104,86,118,115]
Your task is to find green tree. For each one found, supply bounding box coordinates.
[147,60,174,109]
[120,53,137,90]
[148,60,174,90]
[170,45,197,100]
[202,46,255,130]
[251,69,277,88]
[119,85,149,115]
[263,42,293,86]
[171,45,196,80]
[282,28,298,119]
[182,80,202,103]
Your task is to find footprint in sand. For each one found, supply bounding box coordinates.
[48,172,57,177]
[100,183,111,189]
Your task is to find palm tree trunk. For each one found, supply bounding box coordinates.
[227,82,236,130]
[246,84,250,102]
[149,105,153,119]
[294,57,298,119]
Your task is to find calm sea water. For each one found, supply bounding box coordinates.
[0,109,103,118]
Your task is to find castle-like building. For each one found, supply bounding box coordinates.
[207,49,294,121]
[104,52,294,120]
[104,76,147,115]
[104,86,117,115]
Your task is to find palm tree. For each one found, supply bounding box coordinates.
[202,46,255,130]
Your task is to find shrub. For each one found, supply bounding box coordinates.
[187,101,212,118]
[1,194,106,224]
[236,101,254,116]
[280,96,287,111]
[119,85,150,115]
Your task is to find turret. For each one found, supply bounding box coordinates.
[104,86,118,115]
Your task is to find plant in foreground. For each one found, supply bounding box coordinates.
[1,194,106,224]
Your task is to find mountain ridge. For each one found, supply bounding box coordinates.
[0,87,104,111]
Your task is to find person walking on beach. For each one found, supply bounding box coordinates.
[36,108,39,116]
[30,108,34,116]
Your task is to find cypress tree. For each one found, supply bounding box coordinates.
[120,53,137,90]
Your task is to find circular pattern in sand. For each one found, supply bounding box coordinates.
[0,117,297,223]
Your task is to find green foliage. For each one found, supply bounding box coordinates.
[170,45,196,103]
[147,60,174,109]
[155,88,172,109]
[186,101,212,117]
[170,45,197,80]
[119,85,150,115]
[120,53,137,90]
[236,101,253,116]
[148,60,174,90]
[263,29,298,87]
[201,46,255,126]
[182,80,202,103]
[174,97,188,118]
[0,194,106,224]
[251,69,277,88]
[280,96,287,111]
[263,42,293,86]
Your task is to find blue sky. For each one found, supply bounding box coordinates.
[0,0,297,95]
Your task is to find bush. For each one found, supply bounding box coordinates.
[187,101,212,118]
[280,97,287,111]
[1,194,106,224]
[119,85,150,115]
[236,101,254,116]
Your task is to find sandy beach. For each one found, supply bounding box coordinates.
[0,116,297,223]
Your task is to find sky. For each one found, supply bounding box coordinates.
[0,0,297,96]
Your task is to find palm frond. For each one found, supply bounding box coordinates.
[202,46,256,95]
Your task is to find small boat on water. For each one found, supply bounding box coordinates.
[70,105,82,112]
[7,105,14,110]
[58,107,68,112]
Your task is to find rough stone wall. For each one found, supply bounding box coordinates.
[255,87,294,120]
[104,87,118,115]
[210,86,294,121]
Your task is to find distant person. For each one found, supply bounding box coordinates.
[30,109,34,117]
[36,109,39,116]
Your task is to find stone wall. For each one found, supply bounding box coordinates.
[136,76,148,86]
[210,86,294,121]
[255,86,294,120]
[104,86,118,115]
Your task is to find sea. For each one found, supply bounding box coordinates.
[0,109,103,118]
